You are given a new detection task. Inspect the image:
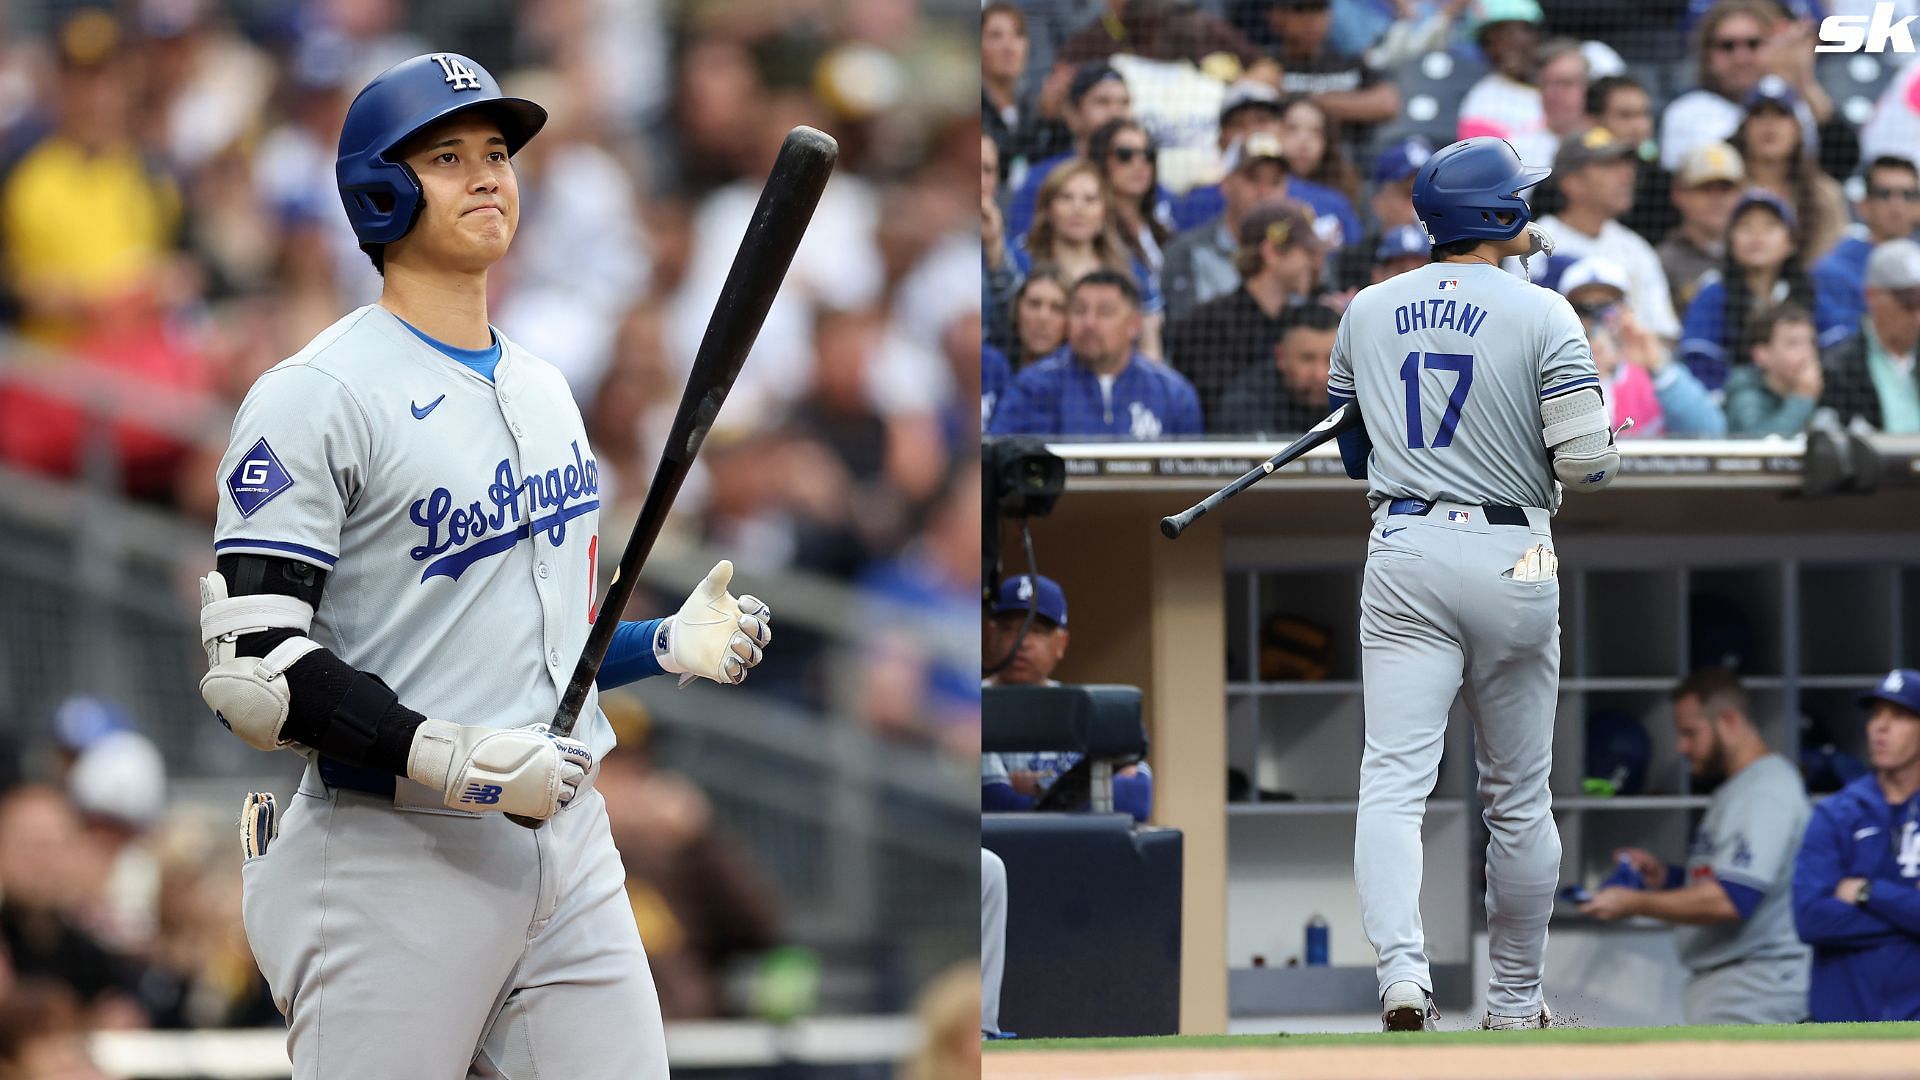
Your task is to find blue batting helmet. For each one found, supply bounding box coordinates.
[1410,137,1551,247]
[336,53,547,248]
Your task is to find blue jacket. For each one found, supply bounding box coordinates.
[1172,177,1364,251]
[1812,233,1872,348]
[1792,773,1920,1022]
[1679,277,1849,392]
[982,343,1012,432]
[988,351,1203,439]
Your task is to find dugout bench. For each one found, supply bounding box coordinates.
[982,684,1184,1037]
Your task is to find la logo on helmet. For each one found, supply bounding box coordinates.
[431,54,483,91]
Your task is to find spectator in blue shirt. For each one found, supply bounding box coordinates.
[1171,82,1363,251]
[989,270,1202,439]
[1005,62,1133,242]
[1813,156,1920,348]
[982,343,1011,432]
[1793,669,1920,1022]
[1679,189,1830,391]
[982,574,1153,823]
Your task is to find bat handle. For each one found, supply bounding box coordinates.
[507,813,545,831]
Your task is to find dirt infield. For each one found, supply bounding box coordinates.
[984,1039,1920,1079]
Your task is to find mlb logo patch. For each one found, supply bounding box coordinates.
[1447,510,1471,522]
[1437,279,1460,291]
[226,437,293,518]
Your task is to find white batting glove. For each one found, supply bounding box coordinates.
[406,719,594,818]
[654,560,773,687]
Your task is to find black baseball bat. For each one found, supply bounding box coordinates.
[1159,402,1362,540]
[509,126,838,828]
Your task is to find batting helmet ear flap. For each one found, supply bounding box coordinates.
[336,52,546,247]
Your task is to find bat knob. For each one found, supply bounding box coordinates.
[1160,516,1183,540]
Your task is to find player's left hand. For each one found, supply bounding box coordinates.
[1579,886,1641,921]
[1835,877,1869,904]
[655,560,773,686]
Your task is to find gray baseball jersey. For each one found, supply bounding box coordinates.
[215,304,666,1077]
[1674,753,1813,972]
[1339,261,1594,1019]
[1329,262,1598,512]
[214,304,614,760]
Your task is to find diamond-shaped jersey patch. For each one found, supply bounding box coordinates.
[226,437,294,518]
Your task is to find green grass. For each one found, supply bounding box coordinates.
[986,1021,1920,1051]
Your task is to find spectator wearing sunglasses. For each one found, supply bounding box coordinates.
[1658,0,1835,175]
[1814,156,1920,346]
[1820,240,1920,434]
[1089,119,1174,279]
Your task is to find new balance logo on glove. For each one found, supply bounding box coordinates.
[460,782,504,805]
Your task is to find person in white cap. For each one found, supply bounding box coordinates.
[1820,239,1920,434]
[67,729,167,954]
[1558,256,1723,438]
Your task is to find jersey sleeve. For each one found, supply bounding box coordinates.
[1328,307,1356,399]
[1708,772,1806,904]
[1536,294,1601,404]
[213,365,372,571]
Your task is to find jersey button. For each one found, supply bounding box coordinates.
[512,423,526,437]
[549,648,561,667]
[536,563,549,579]
[500,392,512,404]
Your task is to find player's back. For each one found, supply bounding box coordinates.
[1334,262,1591,511]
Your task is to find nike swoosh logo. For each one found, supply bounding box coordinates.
[1382,526,1407,539]
[411,394,446,420]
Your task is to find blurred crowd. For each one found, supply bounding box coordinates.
[981,0,1920,441]
[0,0,981,749]
[0,690,791,1074]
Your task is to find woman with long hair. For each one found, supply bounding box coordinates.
[1679,189,1832,391]
[1015,158,1164,356]
[1010,264,1071,368]
[1730,79,1847,262]
[1087,118,1173,278]
[1278,95,1360,207]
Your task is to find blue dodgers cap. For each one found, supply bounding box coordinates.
[1375,224,1431,262]
[1743,74,1801,114]
[1861,669,1920,715]
[1731,187,1799,234]
[1371,136,1433,185]
[991,574,1068,627]
[1068,62,1125,106]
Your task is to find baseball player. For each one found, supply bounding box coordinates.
[197,54,772,1077]
[1328,137,1621,1031]
[1579,669,1811,1024]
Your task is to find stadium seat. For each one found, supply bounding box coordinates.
[1366,50,1490,163]
[1818,53,1898,131]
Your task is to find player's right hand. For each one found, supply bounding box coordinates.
[406,719,595,819]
